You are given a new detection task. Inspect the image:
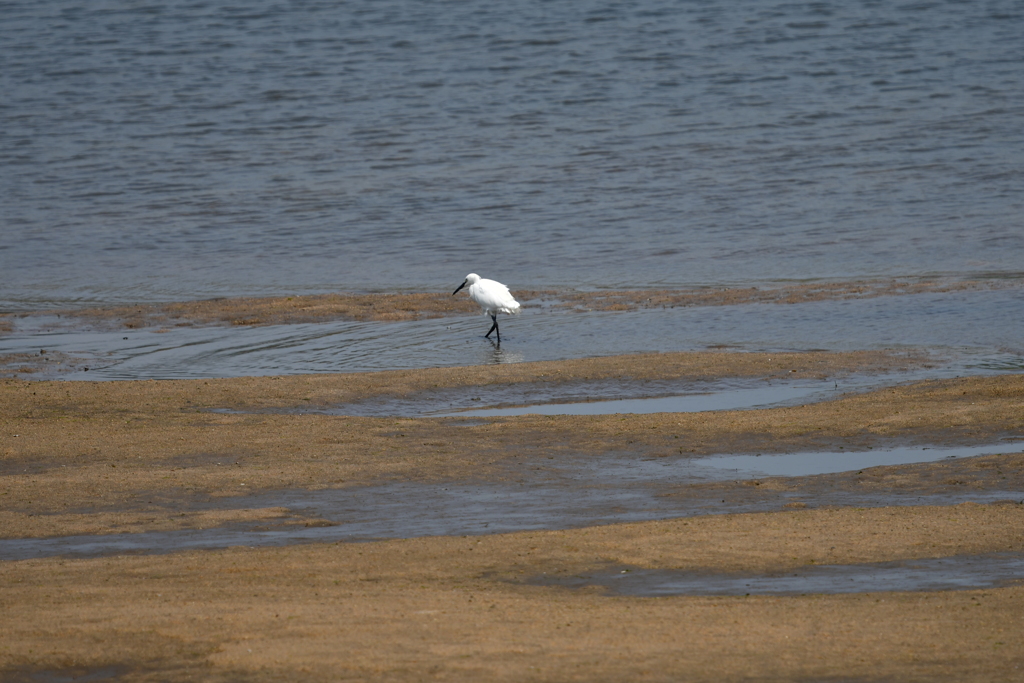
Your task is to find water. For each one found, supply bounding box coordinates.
[627,443,1018,479]
[3,0,1024,310]
[4,443,1021,561]
[3,287,1023,380]
[434,384,831,417]
[529,553,1024,596]
[309,377,834,418]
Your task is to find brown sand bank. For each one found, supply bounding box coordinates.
[2,351,1024,681]
[2,505,1023,682]
[1,350,1022,538]
[542,276,1015,312]
[0,277,1013,334]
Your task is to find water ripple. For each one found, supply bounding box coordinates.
[2,0,1024,306]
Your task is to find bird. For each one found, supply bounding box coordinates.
[452,273,520,343]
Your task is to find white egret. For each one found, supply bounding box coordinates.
[452,273,520,343]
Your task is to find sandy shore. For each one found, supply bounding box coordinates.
[2,350,1023,681]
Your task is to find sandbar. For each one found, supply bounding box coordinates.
[2,349,1023,681]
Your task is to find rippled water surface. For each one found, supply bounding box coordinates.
[3,287,1022,380]
[3,0,1024,309]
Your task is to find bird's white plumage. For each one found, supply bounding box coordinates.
[452,273,520,342]
[462,273,520,316]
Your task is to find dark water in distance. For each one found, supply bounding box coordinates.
[3,0,1024,310]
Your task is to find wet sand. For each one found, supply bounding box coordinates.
[2,350,1024,681]
[0,349,952,530]
[2,507,1023,681]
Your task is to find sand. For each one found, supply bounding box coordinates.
[3,505,1024,682]
[2,349,1024,681]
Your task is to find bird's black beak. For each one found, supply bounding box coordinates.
[452,280,467,296]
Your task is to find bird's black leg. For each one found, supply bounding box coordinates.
[485,314,499,341]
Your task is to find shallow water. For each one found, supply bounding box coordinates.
[4,288,1024,381]
[589,443,1021,481]
[529,553,1024,596]
[256,376,836,418]
[4,487,1021,563]
[4,446,1021,562]
[435,384,829,417]
[3,1,1024,308]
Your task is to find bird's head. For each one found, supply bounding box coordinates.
[452,273,480,295]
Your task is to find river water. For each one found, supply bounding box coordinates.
[3,0,1023,312]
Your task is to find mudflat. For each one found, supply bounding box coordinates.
[0,277,1011,333]
[2,350,1023,681]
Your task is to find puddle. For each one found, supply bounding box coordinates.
[271,377,849,418]
[680,443,1020,479]
[431,383,830,417]
[561,443,1023,486]
[230,371,969,420]
[528,552,1024,596]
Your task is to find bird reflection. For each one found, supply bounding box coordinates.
[485,338,524,365]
